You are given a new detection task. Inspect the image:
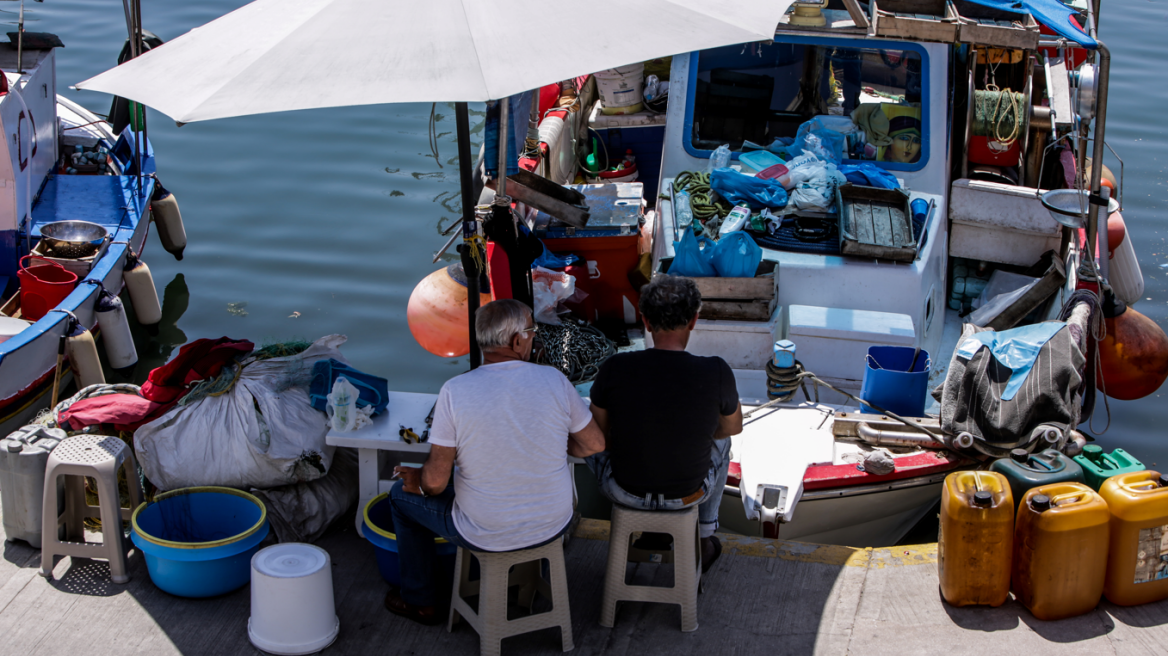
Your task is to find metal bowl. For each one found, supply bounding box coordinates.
[39,220,109,259]
[1039,189,1120,229]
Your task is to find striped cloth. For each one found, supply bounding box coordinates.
[934,301,1091,449]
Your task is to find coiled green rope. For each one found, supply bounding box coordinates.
[674,171,732,226]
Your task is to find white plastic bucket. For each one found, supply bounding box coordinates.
[595,63,644,115]
[249,543,339,655]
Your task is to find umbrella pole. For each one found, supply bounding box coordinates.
[455,101,482,370]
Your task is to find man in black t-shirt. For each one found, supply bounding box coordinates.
[586,275,743,572]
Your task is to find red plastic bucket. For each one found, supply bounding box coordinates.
[18,255,78,321]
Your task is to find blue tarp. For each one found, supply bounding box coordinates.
[956,322,1066,401]
[964,0,1096,48]
[483,91,534,178]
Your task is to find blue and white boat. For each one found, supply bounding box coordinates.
[0,33,164,434]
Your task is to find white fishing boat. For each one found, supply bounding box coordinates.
[0,10,174,435]
[509,0,1152,545]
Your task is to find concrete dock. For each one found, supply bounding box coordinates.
[1,517,1166,655]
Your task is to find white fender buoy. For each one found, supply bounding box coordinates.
[1107,212,1144,307]
[152,189,187,261]
[123,252,162,331]
[66,323,105,389]
[94,287,137,373]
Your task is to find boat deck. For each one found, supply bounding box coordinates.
[1,515,1165,655]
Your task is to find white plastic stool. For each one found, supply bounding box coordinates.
[448,539,574,656]
[39,434,143,584]
[249,543,339,655]
[600,504,701,632]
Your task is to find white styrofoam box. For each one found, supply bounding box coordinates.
[646,305,783,370]
[785,305,915,382]
[949,178,1063,267]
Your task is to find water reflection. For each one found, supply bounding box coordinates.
[130,273,190,382]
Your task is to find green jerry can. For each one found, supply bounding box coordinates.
[1074,445,1145,490]
[990,448,1085,510]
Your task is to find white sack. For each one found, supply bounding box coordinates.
[135,334,349,490]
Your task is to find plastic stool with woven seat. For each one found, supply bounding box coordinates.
[39,434,143,584]
[447,538,574,656]
[600,504,701,632]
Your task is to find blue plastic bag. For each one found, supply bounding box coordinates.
[710,231,762,278]
[838,163,900,189]
[309,359,390,415]
[710,168,788,210]
[792,118,848,164]
[533,242,579,269]
[669,228,717,277]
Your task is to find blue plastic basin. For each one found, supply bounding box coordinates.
[131,487,269,598]
[363,493,457,586]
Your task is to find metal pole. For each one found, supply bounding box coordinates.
[496,97,509,201]
[1085,43,1110,286]
[455,101,482,369]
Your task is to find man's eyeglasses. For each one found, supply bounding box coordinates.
[516,326,538,337]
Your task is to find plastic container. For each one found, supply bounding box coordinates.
[363,493,457,587]
[131,487,270,598]
[990,448,1086,509]
[1075,445,1145,491]
[249,543,340,655]
[595,63,644,115]
[860,346,930,417]
[938,471,1014,607]
[1099,471,1168,606]
[1012,483,1110,620]
[0,426,66,548]
[18,255,78,321]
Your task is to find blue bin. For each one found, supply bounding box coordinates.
[860,345,931,417]
[363,493,457,586]
[131,487,269,598]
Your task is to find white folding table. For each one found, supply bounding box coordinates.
[325,391,439,536]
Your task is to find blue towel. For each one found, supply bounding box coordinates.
[963,0,1096,48]
[956,322,1066,401]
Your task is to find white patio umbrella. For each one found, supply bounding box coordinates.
[76,0,793,123]
[76,0,793,366]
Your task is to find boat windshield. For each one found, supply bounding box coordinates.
[687,39,928,170]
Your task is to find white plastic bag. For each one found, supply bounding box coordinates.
[707,143,732,172]
[532,266,576,325]
[787,159,848,212]
[326,377,372,432]
[134,335,347,490]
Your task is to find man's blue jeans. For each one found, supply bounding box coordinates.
[388,480,477,607]
[388,480,569,607]
[584,438,731,538]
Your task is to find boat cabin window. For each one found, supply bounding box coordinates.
[686,39,928,170]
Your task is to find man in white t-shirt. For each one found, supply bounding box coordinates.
[386,299,605,625]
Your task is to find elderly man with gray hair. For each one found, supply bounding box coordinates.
[385,299,605,625]
[585,275,743,572]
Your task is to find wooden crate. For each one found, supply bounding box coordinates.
[837,184,917,262]
[656,259,777,321]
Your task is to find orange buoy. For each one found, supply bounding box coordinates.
[406,264,492,358]
[1098,293,1168,400]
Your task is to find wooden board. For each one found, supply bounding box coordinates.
[691,275,775,301]
[701,299,775,321]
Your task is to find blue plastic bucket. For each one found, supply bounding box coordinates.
[131,487,269,598]
[363,493,457,586]
[860,346,931,417]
